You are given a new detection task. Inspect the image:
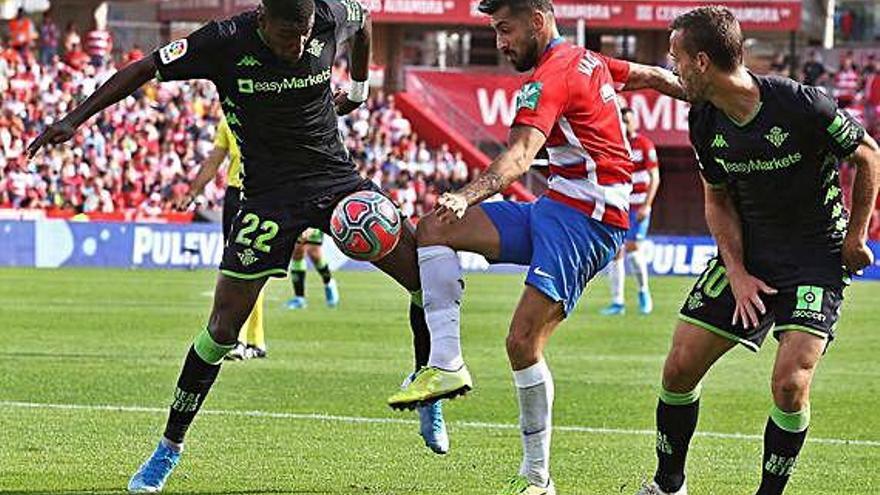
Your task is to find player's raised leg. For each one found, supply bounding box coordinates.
[387,205,503,409]
[757,331,824,495]
[637,321,734,495]
[369,218,451,453]
[128,274,265,493]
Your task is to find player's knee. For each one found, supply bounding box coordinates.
[206,313,239,344]
[662,350,700,393]
[415,214,450,248]
[506,320,542,362]
[772,371,811,410]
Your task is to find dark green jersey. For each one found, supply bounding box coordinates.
[152,0,366,201]
[689,74,865,288]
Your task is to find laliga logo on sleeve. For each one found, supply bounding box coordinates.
[159,39,188,64]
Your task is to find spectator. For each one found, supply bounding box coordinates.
[38,11,59,66]
[63,39,89,70]
[62,22,80,54]
[802,50,827,86]
[4,32,471,221]
[84,26,112,67]
[8,8,37,53]
[834,52,861,106]
[769,53,788,76]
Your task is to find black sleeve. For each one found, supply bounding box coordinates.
[152,22,224,82]
[800,85,866,159]
[688,107,727,185]
[326,0,366,43]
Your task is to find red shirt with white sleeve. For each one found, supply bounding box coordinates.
[512,41,633,228]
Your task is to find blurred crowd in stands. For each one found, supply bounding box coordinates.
[0,10,877,237]
[0,10,470,221]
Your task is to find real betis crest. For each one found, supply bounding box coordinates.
[237,248,259,267]
[516,82,543,111]
[765,126,789,148]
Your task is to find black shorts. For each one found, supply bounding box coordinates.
[222,186,242,242]
[219,179,381,279]
[678,257,845,352]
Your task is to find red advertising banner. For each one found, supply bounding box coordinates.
[406,68,691,148]
[160,0,801,31]
[360,0,801,31]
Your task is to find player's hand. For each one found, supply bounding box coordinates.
[842,234,874,275]
[435,192,468,224]
[334,89,362,115]
[728,270,777,329]
[636,205,652,222]
[27,118,77,159]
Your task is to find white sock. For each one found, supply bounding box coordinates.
[419,245,465,370]
[626,250,649,292]
[608,257,625,305]
[513,360,554,487]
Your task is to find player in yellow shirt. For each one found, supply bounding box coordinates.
[177,116,267,360]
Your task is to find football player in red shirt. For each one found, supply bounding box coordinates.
[387,0,683,491]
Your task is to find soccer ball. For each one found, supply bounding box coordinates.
[330,190,402,261]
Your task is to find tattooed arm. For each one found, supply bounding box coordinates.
[435,125,547,223]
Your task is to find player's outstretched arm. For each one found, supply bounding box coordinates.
[703,180,777,328]
[27,56,157,158]
[623,62,686,101]
[842,134,880,273]
[435,125,546,223]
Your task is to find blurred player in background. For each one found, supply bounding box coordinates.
[175,116,268,360]
[28,0,448,491]
[601,107,660,315]
[387,0,684,492]
[286,228,340,309]
[636,7,879,495]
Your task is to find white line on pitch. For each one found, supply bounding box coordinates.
[2,400,878,448]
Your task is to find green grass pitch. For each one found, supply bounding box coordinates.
[1,268,878,494]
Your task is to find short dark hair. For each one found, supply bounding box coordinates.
[477,0,553,16]
[621,107,633,117]
[670,6,742,73]
[262,0,315,24]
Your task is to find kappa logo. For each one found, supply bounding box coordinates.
[711,133,728,148]
[237,55,261,67]
[516,82,543,111]
[306,38,325,58]
[158,39,188,65]
[226,112,241,126]
[765,126,789,148]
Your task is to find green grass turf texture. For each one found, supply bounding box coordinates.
[1,268,878,495]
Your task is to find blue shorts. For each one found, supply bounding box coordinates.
[626,207,651,242]
[480,197,625,316]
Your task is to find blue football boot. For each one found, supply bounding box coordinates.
[127,441,181,493]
